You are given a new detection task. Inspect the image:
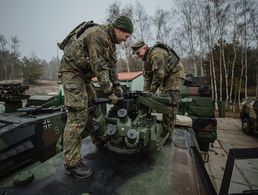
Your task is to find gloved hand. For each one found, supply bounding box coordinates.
[113,85,124,97]
[108,93,120,104]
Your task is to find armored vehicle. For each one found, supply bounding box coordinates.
[0,84,66,178]
[179,74,214,117]
[1,82,256,194]
[0,92,218,195]
[178,74,217,151]
[240,97,258,135]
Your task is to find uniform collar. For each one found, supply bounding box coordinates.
[143,47,151,61]
[107,25,118,44]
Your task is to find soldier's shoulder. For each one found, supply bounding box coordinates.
[150,47,167,56]
[86,25,106,35]
[149,47,166,62]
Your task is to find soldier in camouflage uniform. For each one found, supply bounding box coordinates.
[58,16,133,179]
[131,41,185,141]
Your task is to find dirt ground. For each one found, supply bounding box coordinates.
[215,110,240,119]
[26,80,59,95]
[0,80,59,96]
[206,117,258,193]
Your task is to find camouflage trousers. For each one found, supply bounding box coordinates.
[61,70,96,168]
[163,90,182,140]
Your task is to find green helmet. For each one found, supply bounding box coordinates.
[113,16,133,34]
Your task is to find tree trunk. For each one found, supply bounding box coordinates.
[4,64,7,80]
[222,42,229,111]
[219,42,223,102]
[211,51,218,110]
[238,52,244,109]
[233,80,238,112]
[244,49,248,99]
[256,61,258,97]
[209,56,214,99]
[229,46,236,110]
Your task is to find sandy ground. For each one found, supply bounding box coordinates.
[26,80,59,95]
[206,118,258,193]
[0,80,59,96]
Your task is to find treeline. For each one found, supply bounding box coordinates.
[0,35,59,83]
[105,0,258,110]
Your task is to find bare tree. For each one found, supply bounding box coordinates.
[215,1,230,108]
[0,35,8,80]
[106,1,121,22]
[237,0,254,106]
[177,0,197,76]
[133,1,151,42]
[194,0,206,76]
[152,8,171,44]
[204,0,218,109]
[238,50,244,109]
[228,0,242,111]
[250,4,258,96]
[9,36,20,80]
[106,2,134,72]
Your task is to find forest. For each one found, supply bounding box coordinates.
[0,0,257,111]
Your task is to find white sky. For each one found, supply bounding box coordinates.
[0,0,174,61]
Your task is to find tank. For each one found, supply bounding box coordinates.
[240,97,258,135]
[0,91,220,194]
[0,84,66,178]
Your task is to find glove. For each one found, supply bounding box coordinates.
[113,85,124,98]
[108,93,120,104]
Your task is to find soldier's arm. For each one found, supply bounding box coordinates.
[143,70,152,92]
[109,65,120,88]
[87,34,114,95]
[149,54,166,94]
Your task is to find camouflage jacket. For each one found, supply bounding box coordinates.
[143,44,185,93]
[59,24,119,94]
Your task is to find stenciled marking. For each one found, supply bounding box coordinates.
[43,119,52,129]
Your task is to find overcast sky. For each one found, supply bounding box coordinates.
[0,0,174,61]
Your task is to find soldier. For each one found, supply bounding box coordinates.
[58,16,133,179]
[131,41,185,141]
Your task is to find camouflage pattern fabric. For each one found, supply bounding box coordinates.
[142,45,185,138]
[59,23,120,167]
[59,24,120,95]
[60,67,96,168]
[163,90,182,139]
[143,47,185,93]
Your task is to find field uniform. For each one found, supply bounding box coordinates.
[132,42,185,140]
[58,16,133,172]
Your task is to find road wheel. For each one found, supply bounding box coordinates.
[242,118,254,135]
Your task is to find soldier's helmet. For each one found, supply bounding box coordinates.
[113,16,133,34]
[131,41,145,54]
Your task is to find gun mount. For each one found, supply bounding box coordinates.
[89,91,190,154]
